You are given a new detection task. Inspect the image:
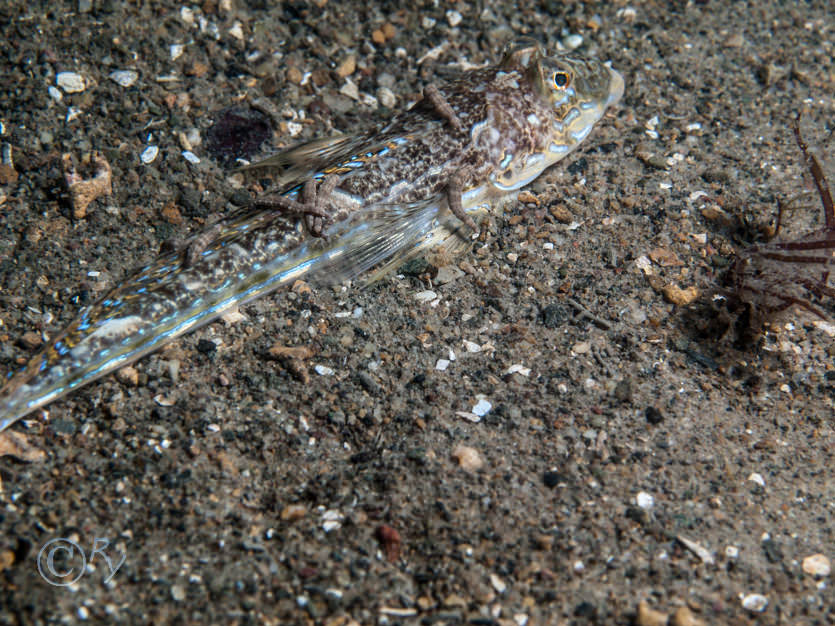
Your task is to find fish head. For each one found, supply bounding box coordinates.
[500,39,624,148]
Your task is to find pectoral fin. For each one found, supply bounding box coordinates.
[311,195,448,284]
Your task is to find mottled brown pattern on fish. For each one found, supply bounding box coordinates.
[297,67,553,209]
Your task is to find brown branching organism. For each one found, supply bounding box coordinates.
[728,115,834,330]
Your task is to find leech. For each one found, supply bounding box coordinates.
[423,84,465,133]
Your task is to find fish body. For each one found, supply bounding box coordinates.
[0,39,623,431]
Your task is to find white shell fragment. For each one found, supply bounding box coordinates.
[48,85,63,101]
[66,107,83,123]
[109,70,138,87]
[314,364,334,376]
[505,363,530,377]
[489,573,507,594]
[472,396,492,417]
[636,491,654,509]
[228,21,244,41]
[414,290,437,303]
[747,472,765,487]
[741,594,768,612]
[140,145,159,164]
[462,340,481,353]
[677,535,715,565]
[321,509,343,532]
[181,150,200,164]
[170,43,185,60]
[56,71,86,93]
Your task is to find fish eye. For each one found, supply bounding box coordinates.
[552,71,570,89]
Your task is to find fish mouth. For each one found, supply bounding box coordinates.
[606,67,625,108]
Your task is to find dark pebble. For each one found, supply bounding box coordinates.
[574,600,597,619]
[762,537,784,563]
[179,187,206,218]
[196,339,217,355]
[50,418,77,435]
[625,505,649,525]
[543,470,570,488]
[539,303,569,329]
[229,189,251,206]
[357,371,380,394]
[567,157,588,176]
[645,406,664,424]
[613,378,632,403]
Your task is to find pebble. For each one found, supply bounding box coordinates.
[660,282,700,306]
[314,364,334,376]
[335,55,356,78]
[339,78,360,100]
[670,606,705,626]
[371,29,386,45]
[140,145,159,164]
[452,444,484,472]
[435,358,450,371]
[181,150,200,164]
[280,504,307,521]
[635,600,667,626]
[56,71,86,93]
[109,70,138,87]
[170,43,185,60]
[0,550,14,572]
[563,34,583,50]
[452,445,483,471]
[375,524,401,562]
[802,554,831,578]
[116,366,139,386]
[446,10,462,27]
[48,85,63,101]
[171,584,186,601]
[377,86,396,108]
[740,593,768,612]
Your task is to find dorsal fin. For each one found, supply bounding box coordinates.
[240,133,370,188]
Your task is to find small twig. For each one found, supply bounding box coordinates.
[566,297,613,330]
